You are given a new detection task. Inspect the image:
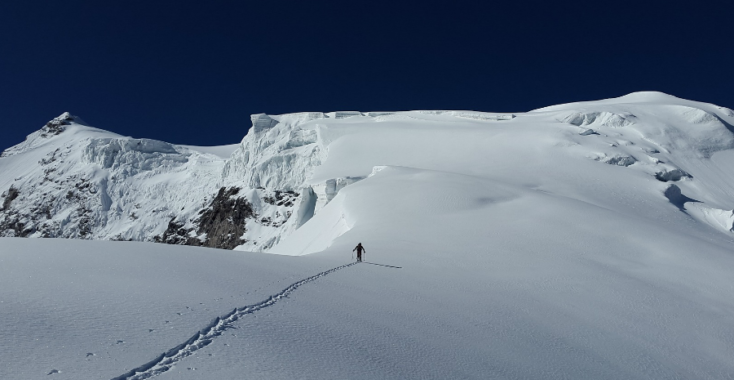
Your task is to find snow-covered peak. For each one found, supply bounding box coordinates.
[1,112,105,158]
[532,91,734,116]
[48,111,88,127]
[614,90,684,103]
[38,111,92,139]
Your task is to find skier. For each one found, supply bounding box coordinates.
[353,243,366,262]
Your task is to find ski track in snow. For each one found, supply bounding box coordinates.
[111,261,358,380]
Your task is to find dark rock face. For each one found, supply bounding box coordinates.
[2,187,20,210]
[0,175,103,239]
[0,187,30,237]
[0,216,29,237]
[197,187,254,249]
[155,187,255,250]
[154,219,201,246]
[262,190,299,207]
[40,112,75,137]
[655,169,692,182]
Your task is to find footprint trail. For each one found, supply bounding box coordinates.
[111,261,358,380]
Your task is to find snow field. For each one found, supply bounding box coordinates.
[0,238,347,380]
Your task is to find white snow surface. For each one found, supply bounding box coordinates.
[3,92,734,379]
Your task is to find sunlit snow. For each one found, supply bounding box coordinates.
[2,92,734,379]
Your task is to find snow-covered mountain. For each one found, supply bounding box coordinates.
[3,92,734,253]
[3,92,734,379]
[0,112,324,250]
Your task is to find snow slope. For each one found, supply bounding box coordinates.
[0,238,344,380]
[3,92,734,379]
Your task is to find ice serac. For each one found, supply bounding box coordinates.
[311,176,365,214]
[221,111,364,252]
[222,112,326,190]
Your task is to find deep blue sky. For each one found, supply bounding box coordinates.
[1,0,732,151]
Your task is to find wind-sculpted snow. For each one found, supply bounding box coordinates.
[111,261,358,380]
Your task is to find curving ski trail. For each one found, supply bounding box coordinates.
[111,261,358,380]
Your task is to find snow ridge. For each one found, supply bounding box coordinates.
[111,261,358,380]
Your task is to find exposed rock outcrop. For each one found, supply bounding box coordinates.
[155,187,255,250]
[196,187,254,249]
[41,112,78,137]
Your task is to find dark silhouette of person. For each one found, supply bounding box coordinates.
[353,243,366,262]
